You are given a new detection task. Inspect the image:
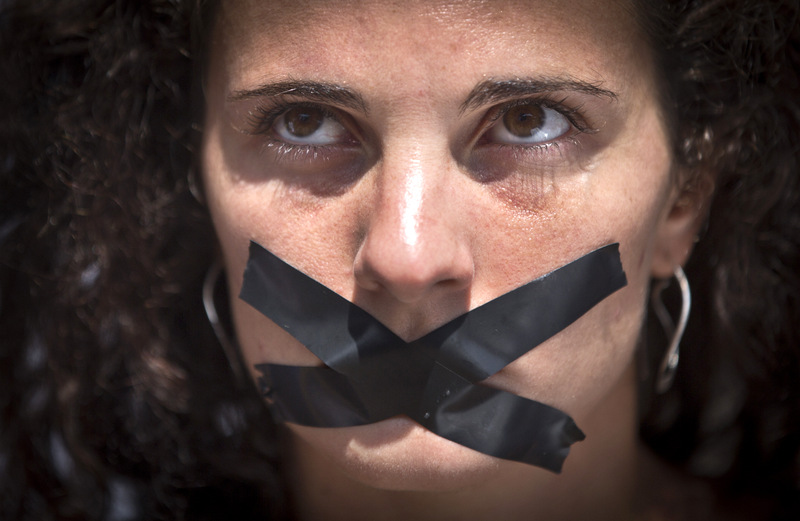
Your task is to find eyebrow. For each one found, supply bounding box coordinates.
[227,77,616,117]
[459,78,618,115]
[227,80,368,113]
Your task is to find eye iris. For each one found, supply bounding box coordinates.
[285,106,324,137]
[503,104,545,137]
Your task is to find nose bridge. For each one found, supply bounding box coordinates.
[354,143,474,304]
[387,147,428,253]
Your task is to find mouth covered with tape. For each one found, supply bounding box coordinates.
[240,241,627,473]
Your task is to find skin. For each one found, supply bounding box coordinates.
[201,0,706,518]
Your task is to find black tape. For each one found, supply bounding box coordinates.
[242,241,627,472]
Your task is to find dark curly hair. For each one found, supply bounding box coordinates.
[0,0,798,519]
[0,1,287,519]
[636,1,800,517]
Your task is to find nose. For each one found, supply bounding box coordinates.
[353,151,474,305]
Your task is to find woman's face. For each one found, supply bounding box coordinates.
[202,0,697,490]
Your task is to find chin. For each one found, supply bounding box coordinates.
[288,416,507,492]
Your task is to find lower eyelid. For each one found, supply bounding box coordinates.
[475,123,581,151]
[468,134,586,177]
[494,140,567,161]
[255,141,369,192]
[259,139,363,164]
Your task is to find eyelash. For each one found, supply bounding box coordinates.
[244,97,594,161]
[485,97,592,135]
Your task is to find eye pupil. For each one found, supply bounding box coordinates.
[503,104,544,137]
[285,106,324,137]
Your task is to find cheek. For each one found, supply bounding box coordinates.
[203,176,350,372]
[231,300,323,377]
[482,263,650,422]
[480,147,672,421]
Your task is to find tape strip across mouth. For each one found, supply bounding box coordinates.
[241,241,626,473]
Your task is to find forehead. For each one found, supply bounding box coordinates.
[210,0,651,104]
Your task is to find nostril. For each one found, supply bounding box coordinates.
[353,233,474,304]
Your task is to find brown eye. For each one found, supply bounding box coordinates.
[284,106,325,137]
[486,103,570,145]
[272,105,351,145]
[503,103,545,137]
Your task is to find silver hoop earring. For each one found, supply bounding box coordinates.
[651,265,691,394]
[188,167,205,205]
[203,260,244,381]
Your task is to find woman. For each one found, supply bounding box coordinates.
[1,0,798,519]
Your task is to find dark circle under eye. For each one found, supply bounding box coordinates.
[503,104,545,137]
[284,106,325,137]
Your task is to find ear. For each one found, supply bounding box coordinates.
[650,173,714,279]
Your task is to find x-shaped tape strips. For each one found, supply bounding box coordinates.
[242,241,627,472]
